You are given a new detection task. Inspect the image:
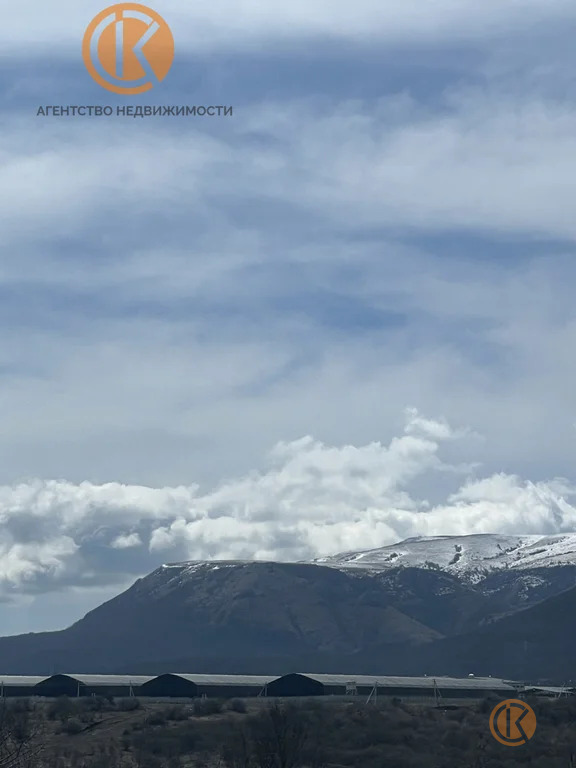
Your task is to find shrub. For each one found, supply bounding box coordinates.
[145,711,167,726]
[78,696,112,713]
[164,705,188,721]
[193,698,223,716]
[47,696,74,722]
[478,696,500,715]
[117,697,141,711]
[61,718,83,735]
[227,699,247,713]
[8,699,31,713]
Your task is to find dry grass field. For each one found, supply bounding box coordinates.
[1,693,574,768]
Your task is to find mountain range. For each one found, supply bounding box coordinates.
[3,533,576,682]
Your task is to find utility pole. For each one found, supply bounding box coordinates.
[366,683,378,704]
[433,679,442,707]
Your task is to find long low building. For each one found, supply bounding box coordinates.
[265,673,519,699]
[0,676,50,697]
[140,673,274,698]
[33,674,155,697]
[524,686,575,698]
[0,672,523,700]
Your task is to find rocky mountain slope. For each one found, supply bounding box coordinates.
[1,533,576,679]
[0,562,439,674]
[316,533,576,635]
[405,579,576,682]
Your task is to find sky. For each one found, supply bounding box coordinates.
[1,0,576,633]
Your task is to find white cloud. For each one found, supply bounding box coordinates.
[249,94,576,240]
[0,410,575,601]
[0,538,78,586]
[5,87,576,250]
[3,0,575,53]
[110,533,143,549]
[404,407,460,442]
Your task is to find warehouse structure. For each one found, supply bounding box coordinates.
[0,676,49,697]
[0,672,524,701]
[265,673,518,700]
[140,673,273,698]
[524,686,575,698]
[33,674,154,698]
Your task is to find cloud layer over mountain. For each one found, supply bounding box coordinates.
[1,409,575,606]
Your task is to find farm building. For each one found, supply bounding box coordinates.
[0,676,49,697]
[139,673,274,698]
[265,674,518,700]
[23,671,521,701]
[33,674,154,698]
[524,686,575,698]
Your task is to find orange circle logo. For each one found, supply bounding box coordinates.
[82,4,174,95]
[489,699,536,746]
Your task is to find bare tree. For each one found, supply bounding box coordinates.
[249,702,310,768]
[0,701,44,768]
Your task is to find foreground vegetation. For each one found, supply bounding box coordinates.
[1,693,575,768]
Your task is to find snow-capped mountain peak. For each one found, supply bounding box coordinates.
[313,533,576,580]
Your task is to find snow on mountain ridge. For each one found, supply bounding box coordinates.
[314,533,576,578]
[152,533,576,589]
